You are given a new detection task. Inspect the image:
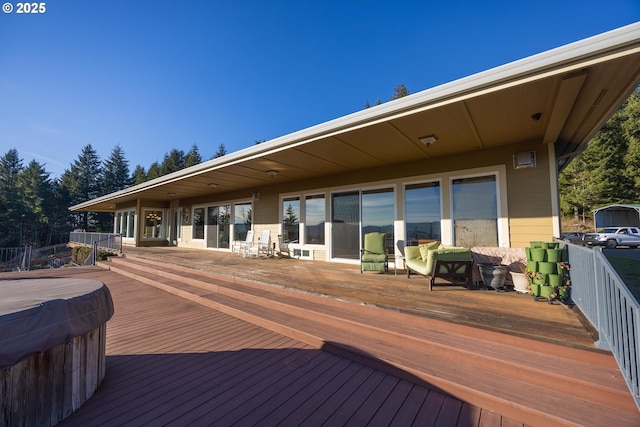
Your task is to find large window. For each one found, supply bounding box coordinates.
[127,211,135,237]
[452,175,498,247]
[362,188,394,253]
[305,195,325,245]
[206,206,218,248]
[192,207,205,239]
[218,205,230,248]
[234,202,252,242]
[143,210,164,239]
[405,182,441,245]
[114,209,136,238]
[115,212,122,234]
[282,197,300,243]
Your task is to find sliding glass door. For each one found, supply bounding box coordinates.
[331,191,360,259]
[362,188,394,254]
[331,188,394,260]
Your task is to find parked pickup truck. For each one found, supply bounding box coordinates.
[583,227,640,248]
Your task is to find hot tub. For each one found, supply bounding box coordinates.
[0,278,114,426]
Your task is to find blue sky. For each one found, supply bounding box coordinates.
[1,1,638,179]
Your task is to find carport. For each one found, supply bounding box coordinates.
[593,204,640,228]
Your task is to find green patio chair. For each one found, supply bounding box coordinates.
[361,232,388,273]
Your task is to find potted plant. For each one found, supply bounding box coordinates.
[478,263,509,290]
[509,261,529,294]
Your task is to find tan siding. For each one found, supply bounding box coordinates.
[505,143,555,247]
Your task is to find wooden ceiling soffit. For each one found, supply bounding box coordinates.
[572,64,640,145]
[296,136,386,170]
[460,101,484,149]
[332,121,424,165]
[543,71,588,144]
[262,149,349,175]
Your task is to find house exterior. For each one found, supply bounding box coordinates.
[71,23,640,265]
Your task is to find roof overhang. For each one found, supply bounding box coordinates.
[71,23,640,212]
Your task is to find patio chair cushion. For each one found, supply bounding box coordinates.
[419,241,441,261]
[361,232,388,273]
[406,245,472,277]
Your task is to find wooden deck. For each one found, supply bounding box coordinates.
[4,266,516,426]
[121,247,598,351]
[3,247,639,426]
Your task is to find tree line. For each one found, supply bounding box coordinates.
[0,143,228,248]
[559,88,640,224]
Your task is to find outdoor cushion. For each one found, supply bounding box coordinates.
[362,253,387,262]
[419,241,441,261]
[361,232,388,273]
[406,246,472,277]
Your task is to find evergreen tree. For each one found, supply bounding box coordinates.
[560,88,640,220]
[102,145,131,194]
[146,162,162,180]
[214,143,227,158]
[184,144,203,167]
[621,90,640,202]
[19,160,53,246]
[161,149,185,175]
[62,144,102,230]
[97,145,131,232]
[0,149,25,246]
[48,179,74,245]
[131,165,147,185]
[390,82,410,100]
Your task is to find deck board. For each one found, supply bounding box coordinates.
[3,266,494,426]
[121,247,599,350]
[3,248,634,426]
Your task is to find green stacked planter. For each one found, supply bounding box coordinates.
[526,241,566,301]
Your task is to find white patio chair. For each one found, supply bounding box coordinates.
[245,229,271,258]
[233,230,254,255]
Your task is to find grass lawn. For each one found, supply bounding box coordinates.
[604,253,640,303]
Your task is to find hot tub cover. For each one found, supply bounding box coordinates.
[0,278,114,370]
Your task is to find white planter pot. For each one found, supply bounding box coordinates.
[510,272,529,293]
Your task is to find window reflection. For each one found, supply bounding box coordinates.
[452,175,497,247]
[305,195,325,244]
[143,210,164,239]
[362,188,394,253]
[405,182,441,245]
[282,197,300,243]
[192,207,204,239]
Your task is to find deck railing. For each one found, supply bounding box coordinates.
[565,242,640,409]
[0,246,32,272]
[69,231,122,254]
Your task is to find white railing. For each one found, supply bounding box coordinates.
[565,242,640,410]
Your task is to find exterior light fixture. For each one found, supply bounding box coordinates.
[208,183,218,188]
[419,135,437,147]
[266,170,279,177]
[167,192,176,198]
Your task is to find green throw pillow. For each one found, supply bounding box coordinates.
[418,241,440,262]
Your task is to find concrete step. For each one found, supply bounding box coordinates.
[98,255,640,427]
